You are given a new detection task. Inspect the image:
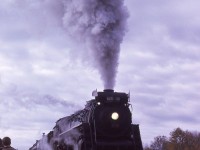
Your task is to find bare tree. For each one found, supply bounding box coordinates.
[150,136,168,150]
[144,128,200,150]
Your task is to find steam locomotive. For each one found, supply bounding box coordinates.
[29,89,143,150]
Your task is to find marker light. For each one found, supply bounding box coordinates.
[111,112,119,120]
[97,102,101,105]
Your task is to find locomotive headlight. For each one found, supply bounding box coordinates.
[111,112,119,120]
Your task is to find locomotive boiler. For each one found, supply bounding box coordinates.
[29,89,143,150]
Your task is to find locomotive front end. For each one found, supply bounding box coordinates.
[93,89,132,139]
[86,89,143,150]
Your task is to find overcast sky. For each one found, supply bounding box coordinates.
[1,0,200,149]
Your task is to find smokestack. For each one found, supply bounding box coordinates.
[104,89,114,92]
[62,0,128,89]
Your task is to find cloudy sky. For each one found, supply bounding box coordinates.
[0,0,200,149]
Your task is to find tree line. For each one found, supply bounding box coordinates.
[144,127,200,150]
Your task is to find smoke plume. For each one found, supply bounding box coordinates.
[1,0,128,89]
[62,0,128,89]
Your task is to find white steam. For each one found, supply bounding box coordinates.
[62,0,128,89]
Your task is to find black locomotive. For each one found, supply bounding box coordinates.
[29,89,143,150]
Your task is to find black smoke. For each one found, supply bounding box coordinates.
[62,0,128,89]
